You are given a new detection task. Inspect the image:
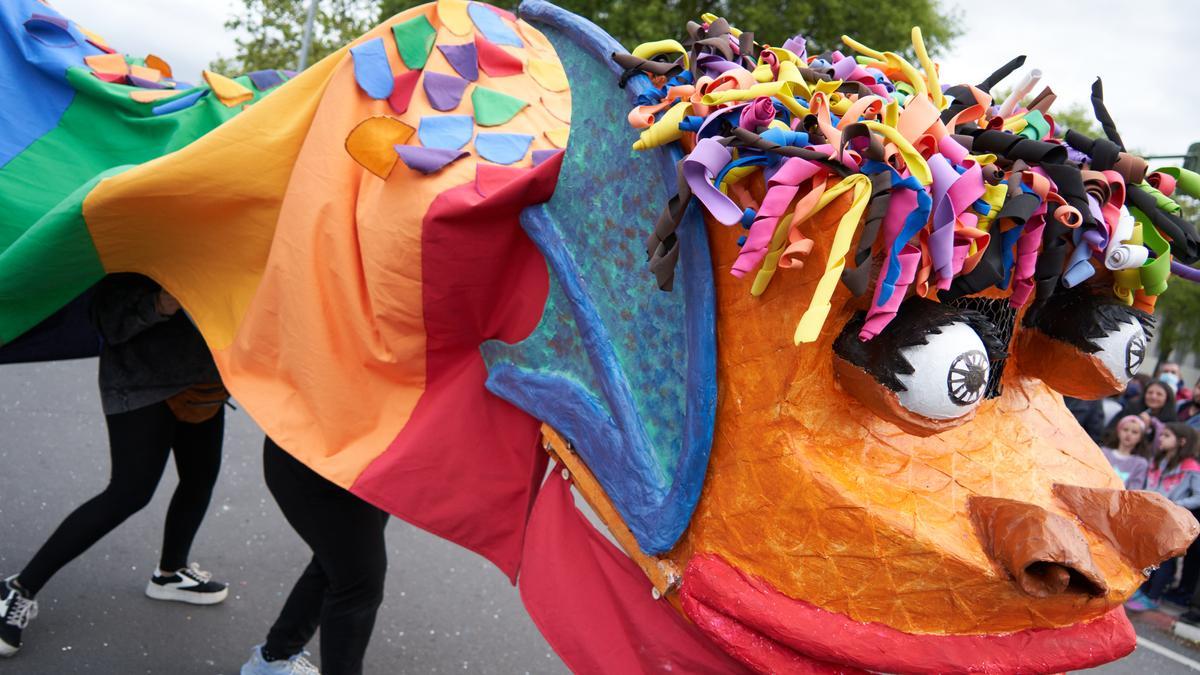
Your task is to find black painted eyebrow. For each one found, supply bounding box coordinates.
[1023,284,1154,353]
[834,297,1007,392]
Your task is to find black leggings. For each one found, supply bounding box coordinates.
[18,402,224,596]
[262,437,388,675]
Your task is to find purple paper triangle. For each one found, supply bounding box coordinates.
[129,75,168,89]
[423,71,469,112]
[531,149,561,166]
[247,69,284,91]
[437,42,479,82]
[395,145,469,174]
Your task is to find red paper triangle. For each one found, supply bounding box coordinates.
[475,164,530,198]
[475,36,523,78]
[388,70,422,115]
[91,71,128,84]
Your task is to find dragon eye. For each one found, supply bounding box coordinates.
[895,323,991,420]
[1089,319,1147,384]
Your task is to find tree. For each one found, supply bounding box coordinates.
[1153,196,1200,366]
[211,0,385,73]
[213,0,962,73]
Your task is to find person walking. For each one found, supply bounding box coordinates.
[240,437,389,675]
[0,274,229,657]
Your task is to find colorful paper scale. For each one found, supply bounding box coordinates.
[392,14,437,69]
[350,37,394,99]
[471,86,527,126]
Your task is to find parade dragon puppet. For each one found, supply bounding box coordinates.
[3,0,1200,672]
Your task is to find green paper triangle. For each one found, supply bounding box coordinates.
[392,15,437,69]
[471,86,528,127]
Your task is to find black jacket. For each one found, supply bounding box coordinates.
[92,274,221,415]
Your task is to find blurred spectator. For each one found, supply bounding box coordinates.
[1065,397,1106,443]
[1127,423,1200,612]
[1098,415,1150,489]
[1158,362,1183,397]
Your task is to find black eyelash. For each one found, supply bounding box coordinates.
[1023,284,1155,353]
[834,297,1007,393]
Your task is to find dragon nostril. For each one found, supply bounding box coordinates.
[1022,561,1107,597]
[969,496,1109,598]
[1052,484,1200,569]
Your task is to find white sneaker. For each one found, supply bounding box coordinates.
[241,644,320,674]
[145,563,228,605]
[0,576,37,657]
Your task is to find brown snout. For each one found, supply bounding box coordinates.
[970,496,1108,598]
[1053,484,1200,570]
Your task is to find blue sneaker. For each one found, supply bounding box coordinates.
[1125,589,1159,612]
[240,644,320,674]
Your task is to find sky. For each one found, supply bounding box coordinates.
[47,0,1200,158]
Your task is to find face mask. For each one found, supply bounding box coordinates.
[1161,373,1181,392]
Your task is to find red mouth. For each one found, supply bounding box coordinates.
[681,554,1136,674]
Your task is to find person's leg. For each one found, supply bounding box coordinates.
[17,404,174,595]
[261,437,388,675]
[1171,517,1200,603]
[1146,557,1178,601]
[159,407,225,571]
[255,438,327,661]
[261,556,327,661]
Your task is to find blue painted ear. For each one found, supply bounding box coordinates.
[483,0,716,555]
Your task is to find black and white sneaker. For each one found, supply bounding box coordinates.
[145,563,228,605]
[0,575,37,657]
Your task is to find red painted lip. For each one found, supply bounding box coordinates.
[681,554,1137,674]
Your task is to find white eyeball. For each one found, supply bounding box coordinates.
[895,323,991,420]
[1089,319,1146,384]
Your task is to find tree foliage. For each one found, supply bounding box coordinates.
[211,0,381,73]
[214,0,961,73]
[1154,196,1200,364]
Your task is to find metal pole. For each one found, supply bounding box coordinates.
[297,0,318,71]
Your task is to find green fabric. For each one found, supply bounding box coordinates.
[392,15,437,69]
[1017,109,1050,140]
[1130,203,1173,296]
[0,67,268,343]
[471,86,528,126]
[1137,181,1182,215]
[1156,167,1200,200]
[0,170,120,343]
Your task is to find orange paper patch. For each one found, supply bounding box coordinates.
[85,53,129,76]
[130,89,179,103]
[345,116,415,179]
[129,64,162,83]
[145,54,173,78]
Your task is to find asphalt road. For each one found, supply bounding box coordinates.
[2,358,1200,674]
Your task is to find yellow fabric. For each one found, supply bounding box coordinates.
[202,70,254,107]
[527,58,569,92]
[435,0,473,35]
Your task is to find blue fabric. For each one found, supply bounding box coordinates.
[475,132,533,164]
[418,114,474,150]
[349,38,393,100]
[0,0,102,169]
[468,4,523,47]
[151,89,208,116]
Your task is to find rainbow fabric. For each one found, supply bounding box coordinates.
[0,1,290,348]
[0,0,573,577]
